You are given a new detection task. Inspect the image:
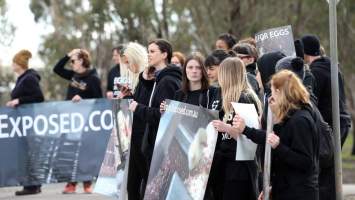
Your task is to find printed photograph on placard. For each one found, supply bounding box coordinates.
[94,99,133,199]
[255,25,296,57]
[144,100,218,200]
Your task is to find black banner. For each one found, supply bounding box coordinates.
[0,99,113,187]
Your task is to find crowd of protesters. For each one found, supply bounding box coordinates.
[4,32,351,200]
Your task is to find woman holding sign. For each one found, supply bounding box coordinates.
[232,70,319,200]
[209,57,261,200]
[7,50,44,196]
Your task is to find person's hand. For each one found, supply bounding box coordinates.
[72,95,82,102]
[160,101,166,114]
[106,91,114,99]
[212,120,232,133]
[6,99,19,108]
[129,101,138,112]
[67,49,81,57]
[267,132,280,149]
[120,84,132,97]
[232,114,246,134]
[258,191,264,200]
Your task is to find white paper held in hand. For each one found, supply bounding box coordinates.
[231,102,259,161]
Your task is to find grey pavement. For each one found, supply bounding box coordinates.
[0,183,113,200]
[0,183,354,200]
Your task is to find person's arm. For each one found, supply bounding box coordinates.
[242,126,266,144]
[310,67,325,106]
[89,76,103,98]
[134,78,179,125]
[273,116,315,172]
[18,76,44,104]
[53,55,74,80]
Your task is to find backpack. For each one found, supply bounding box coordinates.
[312,105,335,169]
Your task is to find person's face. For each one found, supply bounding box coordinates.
[271,84,281,105]
[12,62,23,74]
[207,65,219,83]
[185,59,202,83]
[112,49,121,64]
[171,56,182,67]
[70,54,85,73]
[122,55,139,74]
[148,43,167,67]
[215,39,229,50]
[237,54,254,66]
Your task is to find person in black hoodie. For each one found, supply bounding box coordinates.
[7,50,44,196]
[208,57,261,200]
[301,34,351,200]
[53,48,102,194]
[128,39,181,195]
[233,70,319,200]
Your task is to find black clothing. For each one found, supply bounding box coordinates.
[173,89,209,107]
[206,89,259,200]
[246,62,257,76]
[134,65,181,170]
[243,105,319,200]
[106,64,120,92]
[53,55,103,100]
[247,73,260,95]
[11,69,44,194]
[310,57,351,146]
[11,69,44,104]
[127,72,154,200]
[257,52,285,92]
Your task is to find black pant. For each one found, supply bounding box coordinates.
[127,134,148,200]
[23,185,41,190]
[319,167,335,200]
[223,179,254,200]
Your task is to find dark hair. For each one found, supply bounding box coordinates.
[77,49,91,68]
[148,39,173,64]
[112,45,126,56]
[182,52,209,94]
[217,33,237,49]
[233,43,258,60]
[205,49,233,67]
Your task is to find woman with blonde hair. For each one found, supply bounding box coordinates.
[207,57,261,200]
[232,70,319,200]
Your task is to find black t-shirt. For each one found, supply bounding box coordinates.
[106,64,120,92]
[173,89,209,107]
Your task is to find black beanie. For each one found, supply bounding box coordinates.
[294,39,304,58]
[301,34,320,56]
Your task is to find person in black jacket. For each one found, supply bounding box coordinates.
[208,57,261,200]
[233,70,319,200]
[128,39,181,195]
[53,48,102,194]
[7,50,44,196]
[301,34,351,200]
[106,45,125,99]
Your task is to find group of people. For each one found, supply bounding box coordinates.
[5,32,351,200]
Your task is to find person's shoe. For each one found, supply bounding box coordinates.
[83,182,93,194]
[62,183,76,194]
[15,188,41,196]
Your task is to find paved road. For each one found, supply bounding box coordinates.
[0,183,354,200]
[0,183,112,200]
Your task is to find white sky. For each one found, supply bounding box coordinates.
[0,0,47,68]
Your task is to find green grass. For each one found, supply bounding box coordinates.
[342,131,355,169]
